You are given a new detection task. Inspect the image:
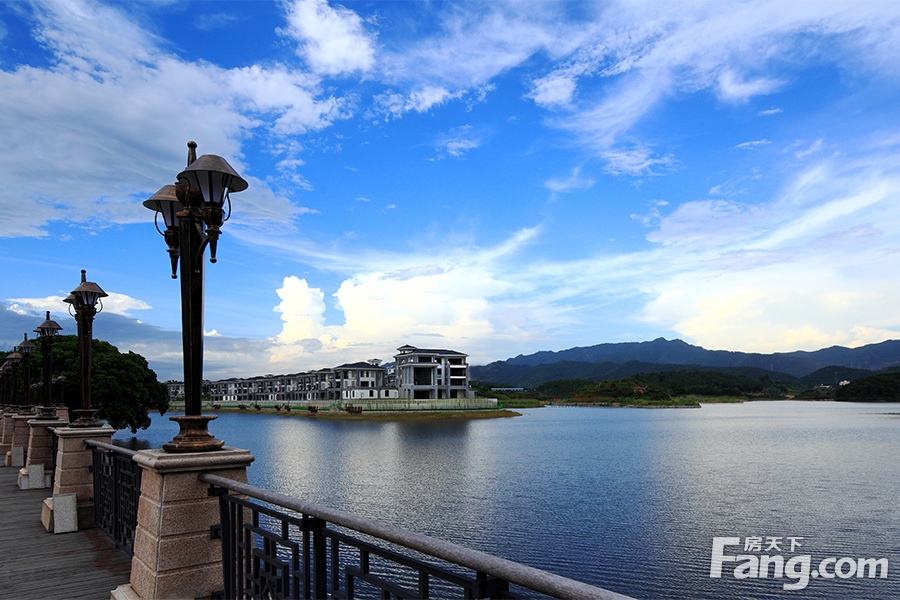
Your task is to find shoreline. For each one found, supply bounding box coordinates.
[177,405,522,421]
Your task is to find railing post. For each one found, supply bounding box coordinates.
[0,409,16,457]
[111,447,254,600]
[210,485,238,599]
[19,413,67,490]
[8,414,34,468]
[42,424,115,532]
[311,518,328,600]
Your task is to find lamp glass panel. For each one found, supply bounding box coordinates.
[196,170,231,208]
[77,290,100,307]
[160,200,181,228]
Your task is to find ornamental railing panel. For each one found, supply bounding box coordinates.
[86,439,141,556]
[201,473,633,600]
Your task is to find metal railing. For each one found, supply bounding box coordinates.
[85,439,141,556]
[201,473,633,600]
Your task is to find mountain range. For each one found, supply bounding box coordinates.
[470,338,900,388]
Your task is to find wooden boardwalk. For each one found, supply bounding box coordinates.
[0,466,131,599]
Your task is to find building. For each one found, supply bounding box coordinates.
[168,346,474,406]
[393,345,473,400]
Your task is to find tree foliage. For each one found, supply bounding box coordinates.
[30,335,169,433]
[835,373,900,402]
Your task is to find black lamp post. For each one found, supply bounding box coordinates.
[64,269,107,427]
[7,351,21,405]
[0,360,9,405]
[34,311,62,408]
[16,334,35,406]
[144,141,248,452]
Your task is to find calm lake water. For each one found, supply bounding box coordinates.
[114,401,900,599]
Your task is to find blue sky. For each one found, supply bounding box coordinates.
[2,0,900,382]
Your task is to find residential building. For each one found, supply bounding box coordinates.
[167,346,474,405]
[393,345,473,400]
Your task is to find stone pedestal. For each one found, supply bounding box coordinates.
[18,417,68,489]
[114,447,254,600]
[7,414,34,467]
[43,425,115,531]
[0,411,15,457]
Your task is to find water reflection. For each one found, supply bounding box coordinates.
[113,404,900,599]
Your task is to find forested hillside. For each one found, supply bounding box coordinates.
[471,338,900,386]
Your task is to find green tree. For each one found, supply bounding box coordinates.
[835,373,900,402]
[33,335,169,433]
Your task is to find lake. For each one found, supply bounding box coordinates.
[114,401,900,599]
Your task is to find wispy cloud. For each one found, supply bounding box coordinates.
[435,125,482,159]
[545,167,595,193]
[735,140,772,150]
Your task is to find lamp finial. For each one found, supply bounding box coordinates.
[187,141,197,167]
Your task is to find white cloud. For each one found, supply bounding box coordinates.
[545,167,595,193]
[716,71,783,102]
[528,1,900,173]
[636,153,900,351]
[371,86,463,119]
[0,0,345,239]
[794,138,825,160]
[436,125,481,158]
[268,228,549,368]
[528,74,576,107]
[7,291,150,317]
[602,146,675,177]
[102,292,152,316]
[282,0,376,75]
[735,140,772,150]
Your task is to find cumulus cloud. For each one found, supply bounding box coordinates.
[267,228,550,368]
[528,74,577,107]
[282,0,376,75]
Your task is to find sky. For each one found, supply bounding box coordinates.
[2,0,900,382]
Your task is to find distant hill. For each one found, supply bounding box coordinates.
[471,338,900,387]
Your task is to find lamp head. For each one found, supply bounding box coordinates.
[176,150,248,210]
[143,185,183,229]
[34,311,63,338]
[143,185,182,278]
[15,334,35,355]
[70,269,107,310]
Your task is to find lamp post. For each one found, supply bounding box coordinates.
[0,360,9,405]
[144,141,247,452]
[64,269,107,427]
[15,334,35,406]
[7,351,21,405]
[34,311,62,408]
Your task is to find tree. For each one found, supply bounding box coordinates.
[32,335,169,433]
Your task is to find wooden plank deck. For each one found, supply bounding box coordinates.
[0,466,131,599]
